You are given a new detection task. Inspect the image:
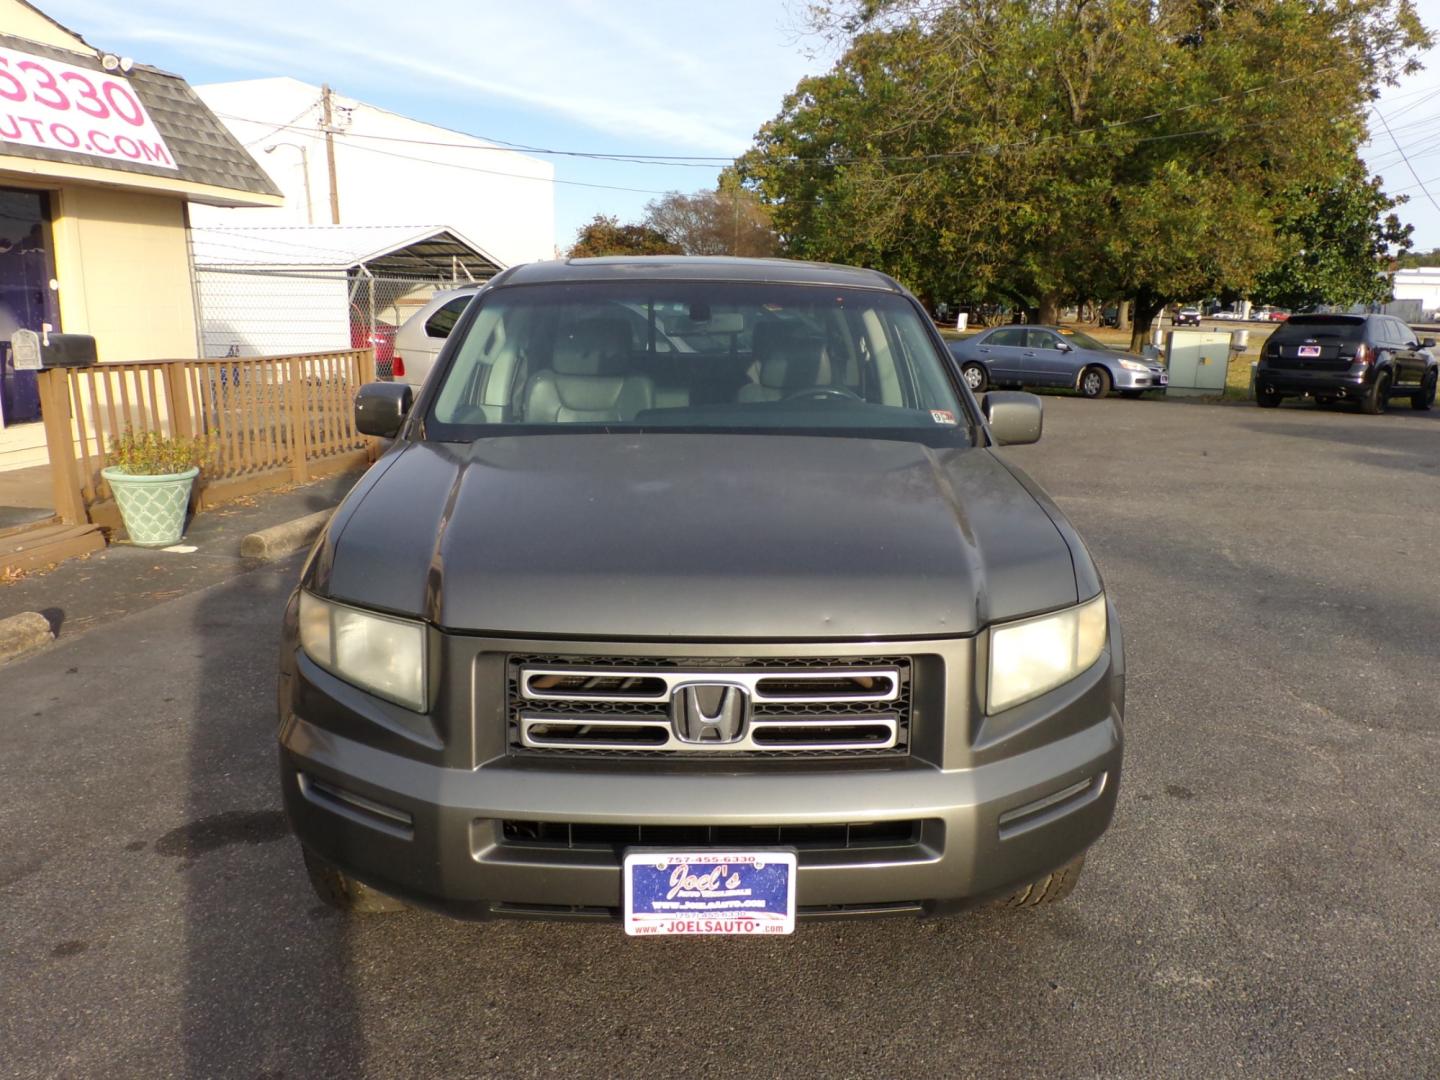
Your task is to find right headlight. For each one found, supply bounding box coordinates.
[298,591,428,711]
[988,593,1107,713]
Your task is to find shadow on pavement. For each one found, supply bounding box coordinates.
[1237,415,1440,476]
[179,560,365,1079]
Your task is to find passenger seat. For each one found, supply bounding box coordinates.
[522,317,654,422]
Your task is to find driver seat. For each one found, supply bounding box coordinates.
[738,322,831,402]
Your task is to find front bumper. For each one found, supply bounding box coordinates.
[1113,367,1168,390]
[278,629,1124,922]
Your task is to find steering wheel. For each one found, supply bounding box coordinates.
[783,385,863,403]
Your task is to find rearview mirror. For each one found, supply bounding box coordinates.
[354,381,413,438]
[1423,338,1436,349]
[1057,341,1073,352]
[983,391,1043,446]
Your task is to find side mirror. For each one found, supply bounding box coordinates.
[1423,338,1436,349]
[354,381,413,438]
[1056,341,1073,352]
[983,391,1043,446]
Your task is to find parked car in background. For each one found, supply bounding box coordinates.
[350,317,397,373]
[1268,310,1290,322]
[1210,308,1242,321]
[948,324,1168,399]
[1255,313,1437,414]
[1175,307,1201,326]
[389,285,483,386]
[281,256,1125,931]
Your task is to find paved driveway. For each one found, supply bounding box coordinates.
[2,397,1436,1079]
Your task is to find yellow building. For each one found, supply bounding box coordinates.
[0,0,281,472]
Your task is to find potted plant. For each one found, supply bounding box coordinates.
[102,430,212,547]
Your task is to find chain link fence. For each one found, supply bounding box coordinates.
[194,267,471,376]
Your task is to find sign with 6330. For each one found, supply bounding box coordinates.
[0,45,176,170]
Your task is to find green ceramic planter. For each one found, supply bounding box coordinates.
[101,466,199,548]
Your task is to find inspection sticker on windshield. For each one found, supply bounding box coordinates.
[623,851,797,936]
[930,409,957,425]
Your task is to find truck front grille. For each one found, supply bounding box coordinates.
[506,654,912,757]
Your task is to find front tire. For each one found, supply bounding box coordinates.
[961,362,988,393]
[302,845,408,913]
[994,855,1086,908]
[1078,366,1111,399]
[1360,371,1391,415]
[1413,369,1437,411]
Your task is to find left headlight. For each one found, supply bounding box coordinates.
[298,591,428,711]
[1118,358,1149,372]
[988,593,1107,713]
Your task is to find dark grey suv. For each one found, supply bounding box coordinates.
[278,257,1124,935]
[1256,313,1437,413]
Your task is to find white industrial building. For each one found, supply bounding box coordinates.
[187,77,555,267]
[1391,267,1440,320]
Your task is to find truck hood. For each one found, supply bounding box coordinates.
[314,434,1080,639]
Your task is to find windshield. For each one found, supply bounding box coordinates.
[1271,316,1365,343]
[1056,327,1112,351]
[424,281,972,443]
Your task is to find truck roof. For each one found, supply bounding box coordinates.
[498,256,904,292]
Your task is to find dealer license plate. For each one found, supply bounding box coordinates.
[623,850,797,936]
[1298,345,1321,358]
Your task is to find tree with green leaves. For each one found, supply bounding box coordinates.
[739,0,1429,349]
[1253,166,1412,311]
[566,214,682,259]
[1393,245,1440,269]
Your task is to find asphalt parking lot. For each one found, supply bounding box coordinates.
[2,395,1437,1079]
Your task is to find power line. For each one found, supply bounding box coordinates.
[320,136,679,194]
[1372,106,1440,214]
[216,65,1346,173]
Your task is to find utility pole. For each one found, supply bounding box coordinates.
[321,84,341,224]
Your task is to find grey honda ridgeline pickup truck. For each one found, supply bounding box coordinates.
[278,257,1124,935]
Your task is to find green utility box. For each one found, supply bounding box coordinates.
[1165,330,1231,397]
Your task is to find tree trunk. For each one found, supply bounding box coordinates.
[1037,292,1062,325]
[1118,300,1132,332]
[1128,291,1166,353]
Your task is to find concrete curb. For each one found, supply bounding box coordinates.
[0,611,54,663]
[240,509,334,561]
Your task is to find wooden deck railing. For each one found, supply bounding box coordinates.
[37,349,377,527]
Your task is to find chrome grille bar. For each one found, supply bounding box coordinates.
[520,666,901,705]
[519,712,899,753]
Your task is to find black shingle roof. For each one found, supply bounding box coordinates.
[0,30,280,201]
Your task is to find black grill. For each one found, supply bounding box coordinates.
[505,653,913,758]
[500,819,922,851]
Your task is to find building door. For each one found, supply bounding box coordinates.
[0,188,59,427]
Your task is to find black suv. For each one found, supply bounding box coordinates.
[1255,313,1437,414]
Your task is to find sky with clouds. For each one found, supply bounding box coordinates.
[34,0,1440,255]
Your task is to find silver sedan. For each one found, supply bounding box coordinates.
[947,325,1168,399]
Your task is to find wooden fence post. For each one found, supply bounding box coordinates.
[285,356,311,483]
[36,369,87,525]
[161,361,194,438]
